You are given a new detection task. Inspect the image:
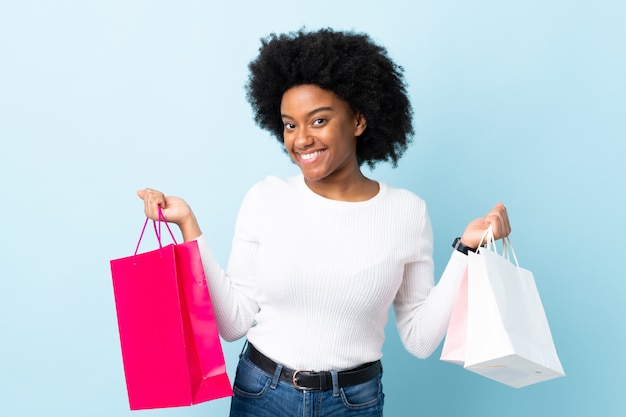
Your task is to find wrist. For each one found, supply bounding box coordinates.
[452,237,478,255]
[178,212,202,242]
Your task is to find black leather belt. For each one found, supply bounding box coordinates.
[245,343,382,391]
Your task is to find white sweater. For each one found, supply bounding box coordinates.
[197,175,467,371]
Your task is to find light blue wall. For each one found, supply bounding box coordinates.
[1,1,624,416]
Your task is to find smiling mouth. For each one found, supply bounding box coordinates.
[299,150,325,162]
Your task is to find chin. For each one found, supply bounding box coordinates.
[302,172,328,182]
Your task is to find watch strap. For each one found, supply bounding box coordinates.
[452,237,478,255]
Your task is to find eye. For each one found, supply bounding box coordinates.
[312,118,326,126]
[283,122,295,131]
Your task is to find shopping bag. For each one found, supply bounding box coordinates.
[110,209,233,410]
[441,227,565,388]
[439,266,468,365]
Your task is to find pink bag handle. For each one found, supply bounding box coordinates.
[134,206,178,261]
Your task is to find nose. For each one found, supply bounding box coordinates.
[293,126,314,150]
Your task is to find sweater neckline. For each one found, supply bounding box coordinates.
[295,174,387,208]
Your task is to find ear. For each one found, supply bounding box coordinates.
[354,112,367,137]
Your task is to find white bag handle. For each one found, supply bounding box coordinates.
[502,236,520,267]
[477,225,496,254]
[478,225,520,267]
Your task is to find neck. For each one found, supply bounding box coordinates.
[304,172,379,202]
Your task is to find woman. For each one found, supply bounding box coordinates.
[138,28,510,417]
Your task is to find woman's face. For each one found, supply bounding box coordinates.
[280,84,366,184]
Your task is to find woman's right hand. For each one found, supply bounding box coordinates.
[136,188,202,241]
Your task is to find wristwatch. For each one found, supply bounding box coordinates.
[452,237,478,255]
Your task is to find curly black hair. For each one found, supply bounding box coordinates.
[245,28,414,168]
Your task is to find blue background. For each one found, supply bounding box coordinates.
[1,0,624,416]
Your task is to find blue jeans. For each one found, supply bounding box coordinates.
[229,352,385,417]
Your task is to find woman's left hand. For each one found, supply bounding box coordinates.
[460,202,511,249]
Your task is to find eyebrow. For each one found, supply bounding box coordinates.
[281,106,334,119]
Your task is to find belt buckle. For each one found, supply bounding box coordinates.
[292,370,311,391]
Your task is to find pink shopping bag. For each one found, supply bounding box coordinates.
[110,210,233,410]
[439,265,468,365]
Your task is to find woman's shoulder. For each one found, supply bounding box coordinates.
[381,182,427,209]
[248,174,300,192]
[242,175,301,202]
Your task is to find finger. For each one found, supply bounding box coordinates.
[498,203,511,237]
[487,203,511,239]
[143,188,154,218]
[142,188,166,220]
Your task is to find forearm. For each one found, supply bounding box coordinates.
[178,211,202,242]
[195,234,259,341]
[395,250,467,358]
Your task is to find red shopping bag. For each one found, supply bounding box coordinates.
[110,210,233,410]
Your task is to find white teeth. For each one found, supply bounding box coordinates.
[301,150,322,160]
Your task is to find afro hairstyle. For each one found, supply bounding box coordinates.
[245,27,414,168]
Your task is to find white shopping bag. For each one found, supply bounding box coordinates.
[441,227,565,388]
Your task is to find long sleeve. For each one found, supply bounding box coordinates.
[195,184,264,341]
[394,248,468,358]
[391,199,468,359]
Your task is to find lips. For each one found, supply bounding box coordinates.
[298,149,326,164]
